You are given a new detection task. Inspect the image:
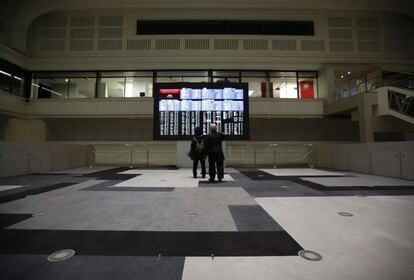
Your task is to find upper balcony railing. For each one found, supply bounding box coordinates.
[335,71,414,102]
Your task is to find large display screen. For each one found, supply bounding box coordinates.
[153,83,249,140]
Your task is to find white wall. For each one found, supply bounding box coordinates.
[0,141,88,177]
[314,141,414,180]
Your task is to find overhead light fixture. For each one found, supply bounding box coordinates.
[65,78,68,82]
[341,75,344,79]
[0,70,11,77]
[347,71,351,75]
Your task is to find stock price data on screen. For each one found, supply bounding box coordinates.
[153,83,249,140]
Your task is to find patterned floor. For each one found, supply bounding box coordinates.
[0,167,413,280]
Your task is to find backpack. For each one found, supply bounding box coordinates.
[195,138,205,153]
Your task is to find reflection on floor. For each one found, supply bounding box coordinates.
[0,167,413,280]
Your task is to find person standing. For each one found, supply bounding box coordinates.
[205,123,226,182]
[189,127,206,178]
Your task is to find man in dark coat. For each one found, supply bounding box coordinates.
[205,123,225,182]
[189,127,206,178]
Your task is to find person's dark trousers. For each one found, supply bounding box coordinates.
[208,158,224,180]
[216,158,224,179]
[193,159,206,177]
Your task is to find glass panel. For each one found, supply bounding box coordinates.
[98,77,124,98]
[269,71,296,78]
[34,72,96,78]
[213,77,239,83]
[0,70,11,93]
[68,78,96,98]
[241,71,266,77]
[11,73,24,96]
[156,76,183,83]
[157,71,208,77]
[125,77,153,97]
[182,76,209,82]
[298,71,318,78]
[101,71,153,77]
[212,71,239,77]
[270,77,298,98]
[241,77,266,97]
[35,78,68,98]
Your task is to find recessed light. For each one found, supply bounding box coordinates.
[347,72,351,75]
[341,75,344,79]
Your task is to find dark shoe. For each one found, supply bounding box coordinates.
[193,175,197,178]
[218,179,222,183]
[209,178,215,182]
[202,174,206,178]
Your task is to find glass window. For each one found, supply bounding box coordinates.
[270,77,298,98]
[125,77,153,97]
[11,73,24,96]
[98,77,124,98]
[32,77,68,98]
[0,70,11,93]
[213,77,239,83]
[241,77,267,97]
[157,71,208,77]
[156,76,183,83]
[68,78,96,98]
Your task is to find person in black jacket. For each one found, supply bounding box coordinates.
[205,123,226,182]
[189,127,206,178]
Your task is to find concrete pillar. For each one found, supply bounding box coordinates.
[358,94,374,142]
[4,118,47,143]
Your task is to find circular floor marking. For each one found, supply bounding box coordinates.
[338,211,354,217]
[187,213,199,219]
[47,249,75,262]
[298,250,322,261]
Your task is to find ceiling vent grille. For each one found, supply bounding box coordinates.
[98,27,123,38]
[99,16,123,26]
[41,29,66,40]
[272,40,296,50]
[98,39,122,50]
[301,40,325,51]
[329,41,353,51]
[70,28,94,39]
[41,40,65,51]
[155,39,180,50]
[70,40,93,51]
[71,16,95,27]
[329,29,353,40]
[214,39,239,50]
[243,39,268,50]
[185,39,209,50]
[127,39,152,50]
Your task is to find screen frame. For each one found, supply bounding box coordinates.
[153,82,250,140]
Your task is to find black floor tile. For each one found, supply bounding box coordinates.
[0,214,33,229]
[0,229,303,257]
[229,205,283,231]
[0,255,185,280]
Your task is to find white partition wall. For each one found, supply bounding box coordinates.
[0,141,88,177]
[400,141,414,180]
[315,141,414,180]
